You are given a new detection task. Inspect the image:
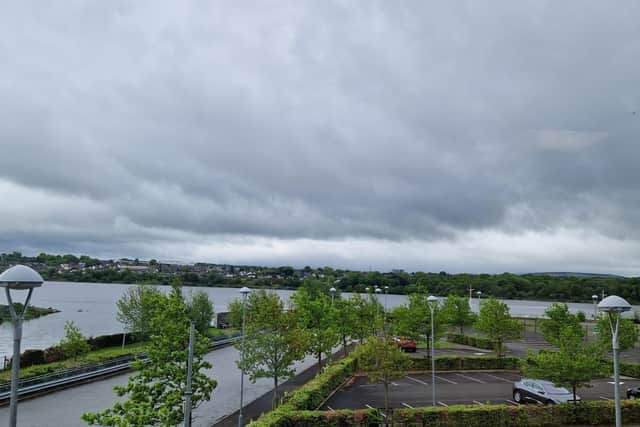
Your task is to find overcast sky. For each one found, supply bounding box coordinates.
[1,1,640,275]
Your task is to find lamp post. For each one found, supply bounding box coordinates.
[476,290,482,301]
[238,287,251,427]
[592,294,599,320]
[598,295,632,427]
[329,287,336,304]
[384,286,389,312]
[427,295,438,407]
[375,288,381,334]
[0,265,44,427]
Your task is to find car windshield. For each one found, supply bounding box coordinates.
[543,384,569,394]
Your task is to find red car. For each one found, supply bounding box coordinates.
[393,336,417,352]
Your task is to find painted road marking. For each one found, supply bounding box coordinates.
[454,373,486,384]
[600,396,613,401]
[473,400,485,405]
[506,399,520,406]
[436,375,457,384]
[327,406,335,412]
[438,401,449,407]
[483,373,513,383]
[406,375,429,386]
[402,402,414,409]
[608,381,624,385]
[365,404,376,410]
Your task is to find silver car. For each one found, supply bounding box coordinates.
[513,378,580,404]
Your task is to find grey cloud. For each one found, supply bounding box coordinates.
[1,1,640,271]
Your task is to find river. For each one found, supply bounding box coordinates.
[0,281,636,357]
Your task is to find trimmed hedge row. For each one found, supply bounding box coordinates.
[446,333,496,350]
[253,400,640,426]
[621,361,640,378]
[410,355,520,371]
[250,355,358,426]
[394,400,640,426]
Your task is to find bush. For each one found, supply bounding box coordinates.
[410,356,520,371]
[446,333,496,350]
[251,401,640,426]
[19,349,46,368]
[621,361,640,378]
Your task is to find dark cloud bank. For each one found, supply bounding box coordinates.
[1,1,640,274]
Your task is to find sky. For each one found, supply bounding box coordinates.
[1,1,640,275]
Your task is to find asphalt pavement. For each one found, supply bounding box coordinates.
[322,371,640,410]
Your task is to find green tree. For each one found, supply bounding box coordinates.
[291,288,339,368]
[59,321,90,360]
[596,314,639,352]
[541,303,582,346]
[83,287,217,426]
[390,292,444,354]
[334,296,359,355]
[187,290,214,335]
[474,297,522,357]
[355,337,412,413]
[234,291,306,409]
[441,294,476,334]
[350,293,377,343]
[524,326,606,403]
[116,285,163,340]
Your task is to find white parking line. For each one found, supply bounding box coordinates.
[327,406,335,412]
[402,402,414,409]
[600,396,613,401]
[438,401,449,407]
[506,399,520,406]
[454,373,486,384]
[435,375,457,384]
[473,400,484,405]
[483,373,513,383]
[406,375,429,386]
[365,404,376,410]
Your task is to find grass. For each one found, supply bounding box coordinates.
[0,342,147,382]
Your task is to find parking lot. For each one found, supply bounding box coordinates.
[322,371,640,410]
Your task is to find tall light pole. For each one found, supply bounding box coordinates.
[384,286,389,312]
[329,287,336,304]
[476,290,482,301]
[238,287,251,427]
[375,287,381,334]
[427,295,438,407]
[0,265,44,427]
[592,294,599,320]
[598,295,632,427]
[184,321,195,427]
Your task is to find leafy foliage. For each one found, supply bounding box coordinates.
[596,313,639,352]
[441,295,477,334]
[116,285,163,340]
[540,303,583,346]
[186,290,214,335]
[390,292,444,353]
[59,321,90,360]
[82,287,216,426]
[524,326,606,402]
[474,297,522,357]
[355,337,412,412]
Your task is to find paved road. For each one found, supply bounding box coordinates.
[323,371,640,410]
[0,345,321,427]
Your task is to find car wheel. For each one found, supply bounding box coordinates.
[513,390,522,403]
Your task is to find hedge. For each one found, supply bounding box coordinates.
[621,361,640,378]
[250,355,358,426]
[253,401,640,426]
[410,355,520,371]
[446,333,496,351]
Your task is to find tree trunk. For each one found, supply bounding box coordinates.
[496,338,502,358]
[317,351,322,370]
[343,335,348,356]
[384,381,389,414]
[460,324,464,334]
[572,384,577,404]
[272,376,279,409]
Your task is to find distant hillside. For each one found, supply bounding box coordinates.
[524,272,626,279]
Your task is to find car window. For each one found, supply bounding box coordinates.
[543,384,568,394]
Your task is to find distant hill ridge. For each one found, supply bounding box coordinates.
[524,272,626,279]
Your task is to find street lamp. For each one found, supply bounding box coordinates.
[427,295,438,407]
[592,294,599,320]
[476,290,482,301]
[598,295,632,427]
[384,286,389,312]
[0,265,44,427]
[375,288,381,334]
[238,287,251,427]
[329,287,336,304]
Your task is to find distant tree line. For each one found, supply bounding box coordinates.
[3,252,640,304]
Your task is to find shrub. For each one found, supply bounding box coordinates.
[446,333,496,350]
[410,356,520,371]
[20,349,46,368]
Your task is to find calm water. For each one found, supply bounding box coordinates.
[0,281,635,357]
